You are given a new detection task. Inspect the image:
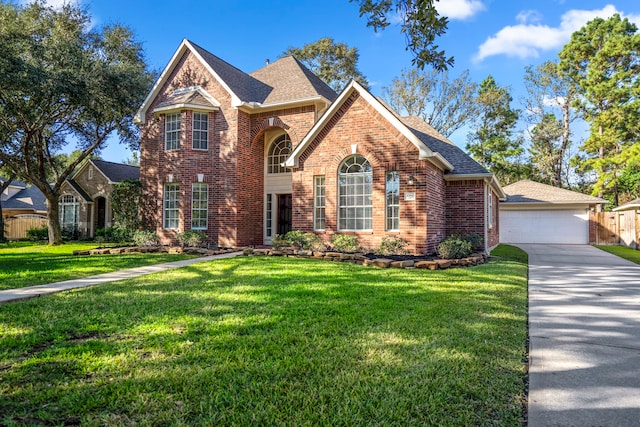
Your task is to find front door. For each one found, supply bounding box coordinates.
[96,197,106,230]
[278,194,292,235]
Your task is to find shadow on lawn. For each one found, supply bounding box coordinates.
[0,256,527,425]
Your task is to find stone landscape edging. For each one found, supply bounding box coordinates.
[242,248,488,270]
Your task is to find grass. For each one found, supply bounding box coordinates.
[595,244,640,265]
[0,244,528,426]
[0,241,197,291]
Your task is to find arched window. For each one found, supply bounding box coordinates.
[338,155,372,230]
[267,134,292,174]
[59,195,79,229]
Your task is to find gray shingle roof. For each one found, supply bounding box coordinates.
[2,185,47,211]
[92,159,139,183]
[188,40,272,103]
[155,88,219,110]
[502,180,606,204]
[0,177,27,188]
[249,56,338,105]
[66,179,92,202]
[400,116,489,176]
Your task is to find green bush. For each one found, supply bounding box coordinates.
[284,230,324,251]
[95,226,131,243]
[449,232,484,251]
[26,226,48,241]
[271,234,288,250]
[374,235,409,255]
[330,234,360,253]
[132,230,159,247]
[437,235,473,259]
[176,230,207,247]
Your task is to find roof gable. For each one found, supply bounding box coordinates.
[613,197,640,211]
[285,80,453,171]
[502,180,606,204]
[135,39,255,123]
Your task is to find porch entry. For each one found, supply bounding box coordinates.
[95,197,106,230]
[277,194,292,235]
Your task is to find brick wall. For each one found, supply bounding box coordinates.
[290,91,448,255]
[445,179,487,246]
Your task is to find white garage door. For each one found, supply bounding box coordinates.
[500,209,589,244]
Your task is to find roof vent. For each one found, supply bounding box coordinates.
[265,58,270,65]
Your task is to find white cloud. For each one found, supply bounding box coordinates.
[474,4,640,62]
[516,10,543,25]
[436,0,485,20]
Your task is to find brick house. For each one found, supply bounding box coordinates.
[58,159,139,238]
[135,39,504,254]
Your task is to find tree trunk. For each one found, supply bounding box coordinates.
[46,195,64,245]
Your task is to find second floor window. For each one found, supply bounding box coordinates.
[267,134,292,174]
[165,113,180,150]
[192,112,208,150]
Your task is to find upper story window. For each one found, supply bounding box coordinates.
[192,112,208,150]
[338,155,372,231]
[165,113,180,151]
[267,134,292,174]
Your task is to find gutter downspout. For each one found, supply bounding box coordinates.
[484,183,489,254]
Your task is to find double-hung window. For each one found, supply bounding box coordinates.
[314,176,326,231]
[165,113,180,150]
[163,183,180,229]
[191,183,208,230]
[386,171,400,231]
[192,112,208,150]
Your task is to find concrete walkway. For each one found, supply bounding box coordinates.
[517,244,640,427]
[0,251,241,304]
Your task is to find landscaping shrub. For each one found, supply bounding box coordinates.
[331,234,360,253]
[132,230,159,247]
[61,225,79,241]
[437,235,473,259]
[95,226,131,243]
[449,232,484,251]
[271,234,288,250]
[176,230,207,247]
[374,235,409,255]
[26,226,48,241]
[284,230,324,251]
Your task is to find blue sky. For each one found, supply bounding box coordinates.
[31,0,640,162]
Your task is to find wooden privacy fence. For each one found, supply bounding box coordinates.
[3,215,48,240]
[592,210,640,249]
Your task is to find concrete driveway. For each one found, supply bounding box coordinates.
[517,244,640,426]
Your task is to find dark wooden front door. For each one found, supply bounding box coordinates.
[278,194,292,235]
[96,197,106,230]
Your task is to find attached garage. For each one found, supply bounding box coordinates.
[500,180,605,245]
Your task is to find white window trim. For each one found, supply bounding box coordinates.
[337,155,373,232]
[192,111,208,151]
[163,183,180,230]
[191,183,208,230]
[314,175,326,231]
[385,171,400,231]
[267,134,292,174]
[165,113,181,151]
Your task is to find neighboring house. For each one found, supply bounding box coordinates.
[1,177,48,240]
[58,159,140,238]
[135,39,504,254]
[500,180,605,244]
[1,178,47,218]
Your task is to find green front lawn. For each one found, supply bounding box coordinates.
[595,244,640,265]
[0,245,528,425]
[0,242,197,291]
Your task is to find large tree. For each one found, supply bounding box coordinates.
[559,14,640,206]
[351,0,451,70]
[523,61,579,187]
[0,2,153,244]
[283,38,369,92]
[466,76,524,184]
[382,68,478,137]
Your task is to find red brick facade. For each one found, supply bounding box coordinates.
[138,42,501,254]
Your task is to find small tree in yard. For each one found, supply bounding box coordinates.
[111,179,142,238]
[0,2,153,244]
